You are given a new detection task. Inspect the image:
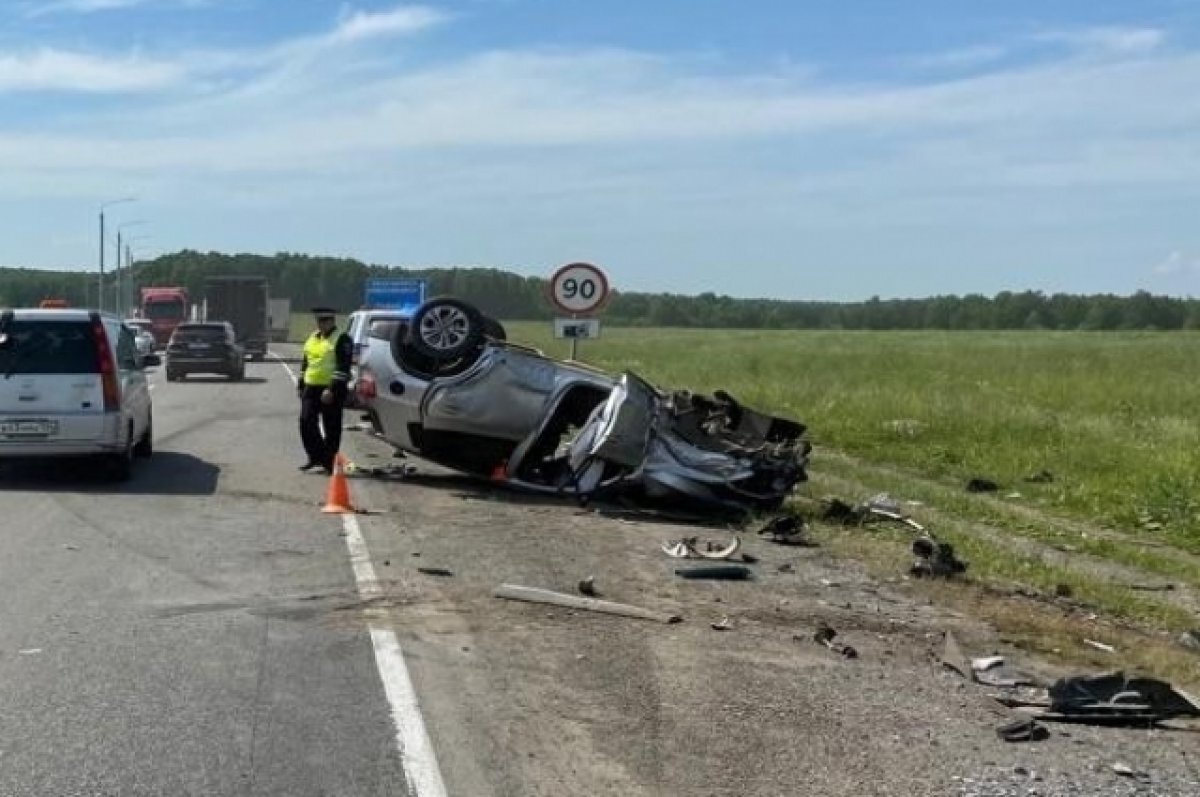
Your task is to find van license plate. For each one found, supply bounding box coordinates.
[0,420,58,436]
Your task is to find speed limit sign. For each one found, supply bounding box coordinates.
[548,262,610,315]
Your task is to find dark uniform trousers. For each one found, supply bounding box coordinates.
[299,385,344,469]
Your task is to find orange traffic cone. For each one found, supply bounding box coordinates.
[321,453,356,514]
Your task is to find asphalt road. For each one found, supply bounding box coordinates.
[0,355,410,796]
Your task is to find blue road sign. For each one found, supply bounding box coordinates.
[363,279,427,313]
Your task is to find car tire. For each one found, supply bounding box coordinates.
[409,297,485,361]
[133,415,153,458]
[483,316,507,341]
[108,425,134,482]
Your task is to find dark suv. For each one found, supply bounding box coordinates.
[165,322,245,381]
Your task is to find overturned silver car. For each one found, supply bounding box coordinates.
[355,297,811,514]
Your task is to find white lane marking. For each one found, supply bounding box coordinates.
[269,350,299,385]
[272,349,448,795]
[343,513,449,797]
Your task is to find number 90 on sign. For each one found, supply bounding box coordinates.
[549,262,610,315]
[561,277,596,301]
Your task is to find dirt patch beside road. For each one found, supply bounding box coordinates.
[342,433,1200,797]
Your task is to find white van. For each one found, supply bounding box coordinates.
[345,309,410,408]
[0,308,158,480]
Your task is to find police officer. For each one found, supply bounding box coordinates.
[297,307,353,473]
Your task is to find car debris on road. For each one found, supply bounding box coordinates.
[940,631,972,678]
[944,631,1200,732]
[995,717,1049,743]
[910,536,968,578]
[494,583,682,624]
[674,564,754,581]
[660,536,741,560]
[711,616,733,631]
[810,623,858,659]
[971,656,1040,689]
[819,494,925,532]
[1082,638,1116,654]
[1038,671,1200,726]
[756,514,817,546]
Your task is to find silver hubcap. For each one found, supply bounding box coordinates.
[419,306,471,351]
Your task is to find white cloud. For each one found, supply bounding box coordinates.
[0,48,181,92]
[900,26,1166,78]
[20,0,201,17]
[0,3,445,95]
[331,5,448,43]
[6,41,1200,179]
[908,44,1009,71]
[1034,26,1166,57]
[1152,251,1200,276]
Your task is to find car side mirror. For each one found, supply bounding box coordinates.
[141,353,162,368]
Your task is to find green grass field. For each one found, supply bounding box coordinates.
[289,313,1200,678]
[507,324,1200,546]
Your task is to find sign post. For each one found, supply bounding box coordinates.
[548,262,611,360]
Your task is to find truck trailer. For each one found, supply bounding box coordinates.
[203,276,269,360]
[268,297,291,342]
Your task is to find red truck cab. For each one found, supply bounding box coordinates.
[139,287,190,347]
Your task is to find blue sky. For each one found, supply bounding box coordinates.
[2,0,1200,301]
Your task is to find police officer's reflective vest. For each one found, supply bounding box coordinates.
[303,332,337,386]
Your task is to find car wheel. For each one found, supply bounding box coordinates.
[410,297,485,361]
[133,415,153,458]
[108,424,134,481]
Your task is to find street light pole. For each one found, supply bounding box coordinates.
[124,235,153,316]
[115,229,121,315]
[98,212,104,311]
[98,197,136,313]
[114,219,147,317]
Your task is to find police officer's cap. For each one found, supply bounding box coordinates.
[311,306,338,319]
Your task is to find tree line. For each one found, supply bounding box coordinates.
[2,250,1199,330]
